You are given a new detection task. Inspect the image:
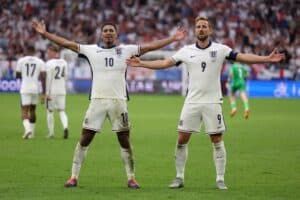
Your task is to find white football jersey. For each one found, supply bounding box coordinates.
[171,42,236,103]
[78,44,140,99]
[46,59,68,95]
[16,56,46,94]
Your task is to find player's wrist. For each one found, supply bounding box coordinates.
[171,35,177,42]
[41,31,48,38]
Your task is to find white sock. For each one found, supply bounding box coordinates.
[71,142,88,179]
[120,147,135,180]
[47,111,54,136]
[29,123,35,138]
[22,119,31,134]
[59,111,68,130]
[212,141,226,182]
[175,143,188,179]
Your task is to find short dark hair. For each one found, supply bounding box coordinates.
[47,44,60,52]
[100,22,118,32]
[27,45,35,53]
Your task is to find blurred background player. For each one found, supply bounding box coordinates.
[227,62,250,119]
[32,20,186,189]
[45,44,69,139]
[16,45,46,139]
[126,16,285,190]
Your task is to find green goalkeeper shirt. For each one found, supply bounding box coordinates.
[229,63,248,93]
[230,63,247,86]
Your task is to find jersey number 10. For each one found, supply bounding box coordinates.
[105,57,114,67]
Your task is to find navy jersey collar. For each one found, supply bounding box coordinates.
[97,42,116,49]
[195,41,212,49]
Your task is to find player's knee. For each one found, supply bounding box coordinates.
[210,133,223,143]
[29,117,36,123]
[21,113,29,120]
[177,132,191,145]
[80,129,96,146]
[116,131,130,148]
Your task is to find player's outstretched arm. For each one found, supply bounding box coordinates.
[140,27,186,55]
[236,48,285,64]
[32,20,79,53]
[126,56,174,69]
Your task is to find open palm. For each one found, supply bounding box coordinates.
[32,20,46,35]
[173,27,187,41]
[126,57,141,67]
[269,49,285,62]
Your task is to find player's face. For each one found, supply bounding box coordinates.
[101,25,118,45]
[195,20,212,42]
[46,49,56,59]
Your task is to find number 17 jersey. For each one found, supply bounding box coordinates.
[16,56,46,94]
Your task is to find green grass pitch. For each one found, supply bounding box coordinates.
[0,93,299,200]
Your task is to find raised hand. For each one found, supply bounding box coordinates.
[268,48,286,62]
[32,20,46,35]
[126,56,141,67]
[172,26,187,41]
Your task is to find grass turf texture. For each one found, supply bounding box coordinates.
[0,93,299,200]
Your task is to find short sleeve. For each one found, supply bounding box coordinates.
[39,59,46,72]
[223,45,238,61]
[78,44,92,55]
[63,60,68,76]
[170,47,186,64]
[45,61,51,72]
[123,44,140,56]
[16,59,22,72]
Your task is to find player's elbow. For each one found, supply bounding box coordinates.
[160,59,174,69]
[62,41,78,52]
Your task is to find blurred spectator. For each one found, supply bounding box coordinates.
[0,0,299,80]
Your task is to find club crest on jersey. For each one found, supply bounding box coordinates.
[116,48,122,57]
[209,50,217,62]
[210,51,217,57]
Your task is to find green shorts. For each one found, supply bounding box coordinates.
[230,82,246,93]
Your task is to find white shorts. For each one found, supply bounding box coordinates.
[82,99,130,133]
[20,94,38,106]
[178,103,226,134]
[46,95,66,111]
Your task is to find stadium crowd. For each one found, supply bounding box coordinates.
[0,0,299,80]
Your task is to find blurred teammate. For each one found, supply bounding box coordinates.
[126,16,285,190]
[16,45,46,139]
[227,62,250,119]
[45,44,69,138]
[32,20,186,189]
